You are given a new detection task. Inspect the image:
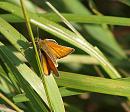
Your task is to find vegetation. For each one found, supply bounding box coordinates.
[0,0,130,112]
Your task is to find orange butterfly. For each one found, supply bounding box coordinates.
[36,39,75,76]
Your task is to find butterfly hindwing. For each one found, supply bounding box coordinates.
[41,52,59,76]
[46,54,59,76]
[41,53,50,76]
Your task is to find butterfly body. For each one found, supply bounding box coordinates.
[37,39,74,76]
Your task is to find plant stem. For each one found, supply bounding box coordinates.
[0,92,23,112]
[20,0,52,110]
[19,0,42,76]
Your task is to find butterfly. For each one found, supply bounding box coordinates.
[36,39,75,76]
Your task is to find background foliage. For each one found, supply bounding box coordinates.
[0,0,130,112]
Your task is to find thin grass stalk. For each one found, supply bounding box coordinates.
[20,0,52,110]
[0,92,23,112]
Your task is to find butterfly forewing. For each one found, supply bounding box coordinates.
[39,39,58,67]
[45,39,75,59]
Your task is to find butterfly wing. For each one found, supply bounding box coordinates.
[40,52,50,76]
[40,51,59,76]
[39,39,58,67]
[46,54,59,76]
[39,39,59,76]
[38,39,74,77]
[45,39,75,59]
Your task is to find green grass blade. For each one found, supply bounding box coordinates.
[0,42,49,112]
[56,71,130,97]
[0,14,23,23]
[59,87,85,97]
[41,13,130,26]
[0,14,50,110]
[0,92,23,112]
[0,61,21,93]
[60,0,126,59]
[2,13,130,26]
[12,88,85,103]
[13,94,29,103]
[5,0,37,13]
[44,75,65,112]
[59,54,98,65]
[0,16,40,75]
[0,66,14,94]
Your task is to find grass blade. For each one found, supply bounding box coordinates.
[0,92,22,112]
[0,42,49,111]
[60,0,126,59]
[56,71,130,97]
[2,13,130,26]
